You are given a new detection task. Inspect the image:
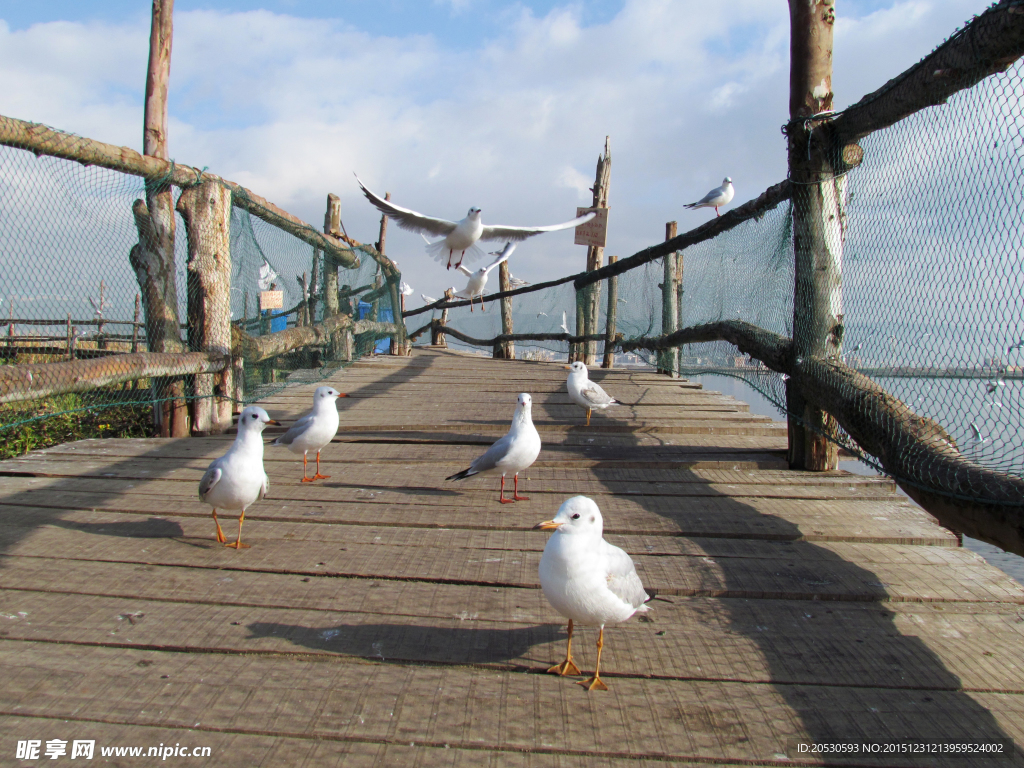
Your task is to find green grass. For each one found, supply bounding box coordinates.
[0,392,155,460]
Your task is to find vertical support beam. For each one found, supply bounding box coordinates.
[788,0,842,471]
[177,180,233,435]
[602,256,618,369]
[322,193,344,360]
[583,137,611,365]
[659,221,679,376]
[433,289,453,347]
[131,293,141,353]
[494,261,515,359]
[66,313,73,361]
[96,280,107,350]
[136,0,187,437]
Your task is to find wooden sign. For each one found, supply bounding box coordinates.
[574,206,609,248]
[259,290,283,311]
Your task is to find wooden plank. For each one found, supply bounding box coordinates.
[2,641,1021,765]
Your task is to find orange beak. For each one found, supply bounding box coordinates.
[563,365,572,370]
[532,519,562,531]
[337,393,349,398]
[266,419,282,426]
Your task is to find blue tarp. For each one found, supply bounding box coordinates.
[358,301,392,353]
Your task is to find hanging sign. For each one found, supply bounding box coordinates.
[259,290,283,311]
[574,207,609,248]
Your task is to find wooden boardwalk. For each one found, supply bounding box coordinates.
[1,347,1022,766]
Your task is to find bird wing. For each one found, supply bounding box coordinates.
[604,541,650,610]
[260,473,269,501]
[198,463,223,501]
[479,212,596,242]
[273,411,314,446]
[482,242,516,275]
[581,383,615,406]
[455,264,473,277]
[686,184,728,208]
[469,433,515,474]
[355,176,457,237]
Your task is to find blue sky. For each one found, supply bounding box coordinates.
[0,0,994,302]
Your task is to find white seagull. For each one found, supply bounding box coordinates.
[452,242,516,312]
[559,311,570,335]
[565,361,620,426]
[508,274,529,289]
[446,393,541,503]
[684,177,734,217]
[198,405,280,549]
[271,386,347,482]
[535,496,650,691]
[356,176,595,270]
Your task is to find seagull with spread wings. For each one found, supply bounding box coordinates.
[355,175,595,270]
[452,242,516,312]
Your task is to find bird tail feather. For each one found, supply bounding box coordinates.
[445,467,477,481]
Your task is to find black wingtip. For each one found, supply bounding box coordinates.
[445,468,474,481]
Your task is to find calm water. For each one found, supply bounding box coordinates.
[688,373,1024,585]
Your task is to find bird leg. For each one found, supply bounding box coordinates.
[311,450,331,481]
[225,509,250,549]
[480,297,486,312]
[499,474,515,504]
[715,207,720,217]
[586,408,592,426]
[301,452,314,483]
[547,619,582,676]
[446,250,454,270]
[577,626,609,691]
[211,509,226,544]
[512,472,529,501]
[455,250,466,269]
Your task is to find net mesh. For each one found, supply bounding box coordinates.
[0,128,396,451]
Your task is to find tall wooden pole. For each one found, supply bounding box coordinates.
[601,255,618,368]
[494,261,514,359]
[583,137,611,365]
[788,0,842,471]
[659,221,678,376]
[323,193,345,360]
[135,0,187,437]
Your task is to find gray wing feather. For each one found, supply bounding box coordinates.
[273,411,314,446]
[356,177,457,237]
[604,542,650,610]
[480,212,596,242]
[581,384,615,406]
[470,433,514,474]
[198,463,223,502]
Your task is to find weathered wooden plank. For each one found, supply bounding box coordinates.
[2,641,1020,765]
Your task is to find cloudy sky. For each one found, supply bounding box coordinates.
[0,0,990,304]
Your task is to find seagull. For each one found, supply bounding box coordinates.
[445,393,541,503]
[1008,340,1024,353]
[198,405,280,549]
[399,280,414,296]
[684,177,734,217]
[271,386,347,482]
[421,293,438,306]
[452,243,516,312]
[257,260,279,291]
[537,312,548,318]
[559,311,570,335]
[970,422,986,443]
[565,361,619,426]
[535,496,650,691]
[355,175,596,270]
[508,274,529,289]
[986,379,1005,394]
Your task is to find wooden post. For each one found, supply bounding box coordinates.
[177,180,233,435]
[659,221,679,376]
[433,288,453,347]
[66,313,73,361]
[583,137,611,365]
[96,280,107,350]
[310,249,321,325]
[602,256,618,368]
[131,293,141,353]
[6,299,13,352]
[787,0,841,471]
[136,0,187,437]
[493,261,515,359]
[376,193,390,255]
[322,193,344,360]
[297,272,309,327]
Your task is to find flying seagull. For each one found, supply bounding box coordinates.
[355,175,596,270]
[684,177,734,217]
[452,243,516,312]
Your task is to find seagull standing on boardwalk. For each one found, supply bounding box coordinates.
[684,177,734,217]
[565,361,619,425]
[199,405,280,549]
[446,393,541,504]
[355,176,595,270]
[271,386,347,482]
[453,243,516,312]
[535,496,651,691]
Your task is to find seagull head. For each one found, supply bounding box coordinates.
[723,177,732,185]
[564,361,588,377]
[532,496,603,538]
[315,386,347,403]
[467,207,482,221]
[517,392,533,410]
[238,405,280,433]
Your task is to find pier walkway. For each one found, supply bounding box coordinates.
[0,348,1022,765]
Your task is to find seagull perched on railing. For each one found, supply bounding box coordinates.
[355,175,595,270]
[452,242,516,312]
[684,177,734,217]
